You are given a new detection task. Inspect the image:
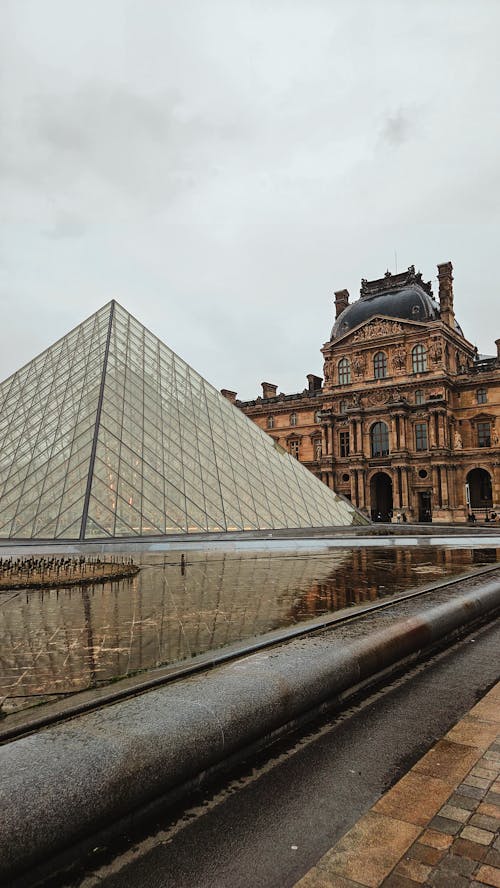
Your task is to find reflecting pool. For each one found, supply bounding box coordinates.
[0,545,498,714]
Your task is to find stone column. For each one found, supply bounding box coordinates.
[432,466,441,508]
[399,415,407,450]
[350,470,358,506]
[440,464,449,507]
[393,467,401,508]
[390,416,398,451]
[401,467,410,510]
[358,470,366,509]
[438,413,446,448]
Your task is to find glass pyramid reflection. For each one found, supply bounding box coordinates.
[0,302,367,538]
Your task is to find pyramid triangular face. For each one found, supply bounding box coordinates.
[0,302,366,538]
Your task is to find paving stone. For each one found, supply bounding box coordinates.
[468,699,500,725]
[450,792,482,812]
[413,739,480,785]
[483,752,500,764]
[451,838,488,862]
[294,872,364,887]
[458,783,488,800]
[431,852,477,878]
[438,803,471,823]
[492,781,500,793]
[485,792,500,806]
[465,776,494,789]
[478,802,500,818]
[475,863,500,886]
[373,771,453,827]
[407,842,445,866]
[394,856,431,882]
[382,874,421,888]
[428,815,462,835]
[419,829,454,850]
[473,767,500,781]
[494,836,500,852]
[447,717,499,750]
[461,826,496,845]
[428,872,471,888]
[316,812,420,888]
[485,848,500,868]
[470,813,500,832]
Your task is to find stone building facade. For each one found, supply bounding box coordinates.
[225,262,500,523]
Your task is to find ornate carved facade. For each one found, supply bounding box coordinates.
[226,262,500,523]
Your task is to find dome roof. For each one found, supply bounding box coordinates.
[330,267,463,340]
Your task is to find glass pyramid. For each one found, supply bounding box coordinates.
[0,302,366,539]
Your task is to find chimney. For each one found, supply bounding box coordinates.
[220,389,237,405]
[334,289,349,319]
[437,261,455,327]
[261,381,278,399]
[307,373,322,393]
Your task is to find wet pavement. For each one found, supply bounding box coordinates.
[1,544,498,714]
[296,683,500,888]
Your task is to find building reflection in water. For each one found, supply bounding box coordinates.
[0,546,497,714]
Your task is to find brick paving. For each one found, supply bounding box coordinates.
[295,682,500,888]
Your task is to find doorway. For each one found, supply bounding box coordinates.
[370,472,393,521]
[418,491,432,523]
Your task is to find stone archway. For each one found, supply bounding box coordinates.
[466,468,493,512]
[370,472,393,522]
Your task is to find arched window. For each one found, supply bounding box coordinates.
[477,388,487,405]
[267,415,274,429]
[412,344,427,373]
[371,421,389,457]
[338,357,351,385]
[290,412,297,426]
[373,351,388,379]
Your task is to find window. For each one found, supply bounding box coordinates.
[412,344,427,373]
[415,422,428,451]
[415,390,424,405]
[267,415,274,429]
[339,430,350,457]
[289,439,300,458]
[314,438,322,460]
[373,351,388,379]
[477,422,491,448]
[338,357,351,385]
[290,412,297,426]
[371,422,389,457]
[477,388,487,405]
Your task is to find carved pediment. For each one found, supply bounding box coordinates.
[333,315,425,346]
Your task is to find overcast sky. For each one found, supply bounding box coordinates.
[1,0,499,400]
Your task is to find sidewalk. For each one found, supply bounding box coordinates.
[295,682,500,888]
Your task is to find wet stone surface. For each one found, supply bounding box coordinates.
[0,544,498,714]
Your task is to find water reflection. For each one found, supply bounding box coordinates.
[0,546,497,714]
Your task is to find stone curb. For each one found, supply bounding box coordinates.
[2,577,500,884]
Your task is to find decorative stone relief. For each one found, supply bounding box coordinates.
[368,390,388,406]
[429,337,443,365]
[352,320,404,342]
[352,352,366,376]
[392,347,407,372]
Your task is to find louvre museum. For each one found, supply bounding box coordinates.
[0,301,364,540]
[234,262,500,523]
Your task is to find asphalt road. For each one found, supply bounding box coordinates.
[62,613,500,888]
